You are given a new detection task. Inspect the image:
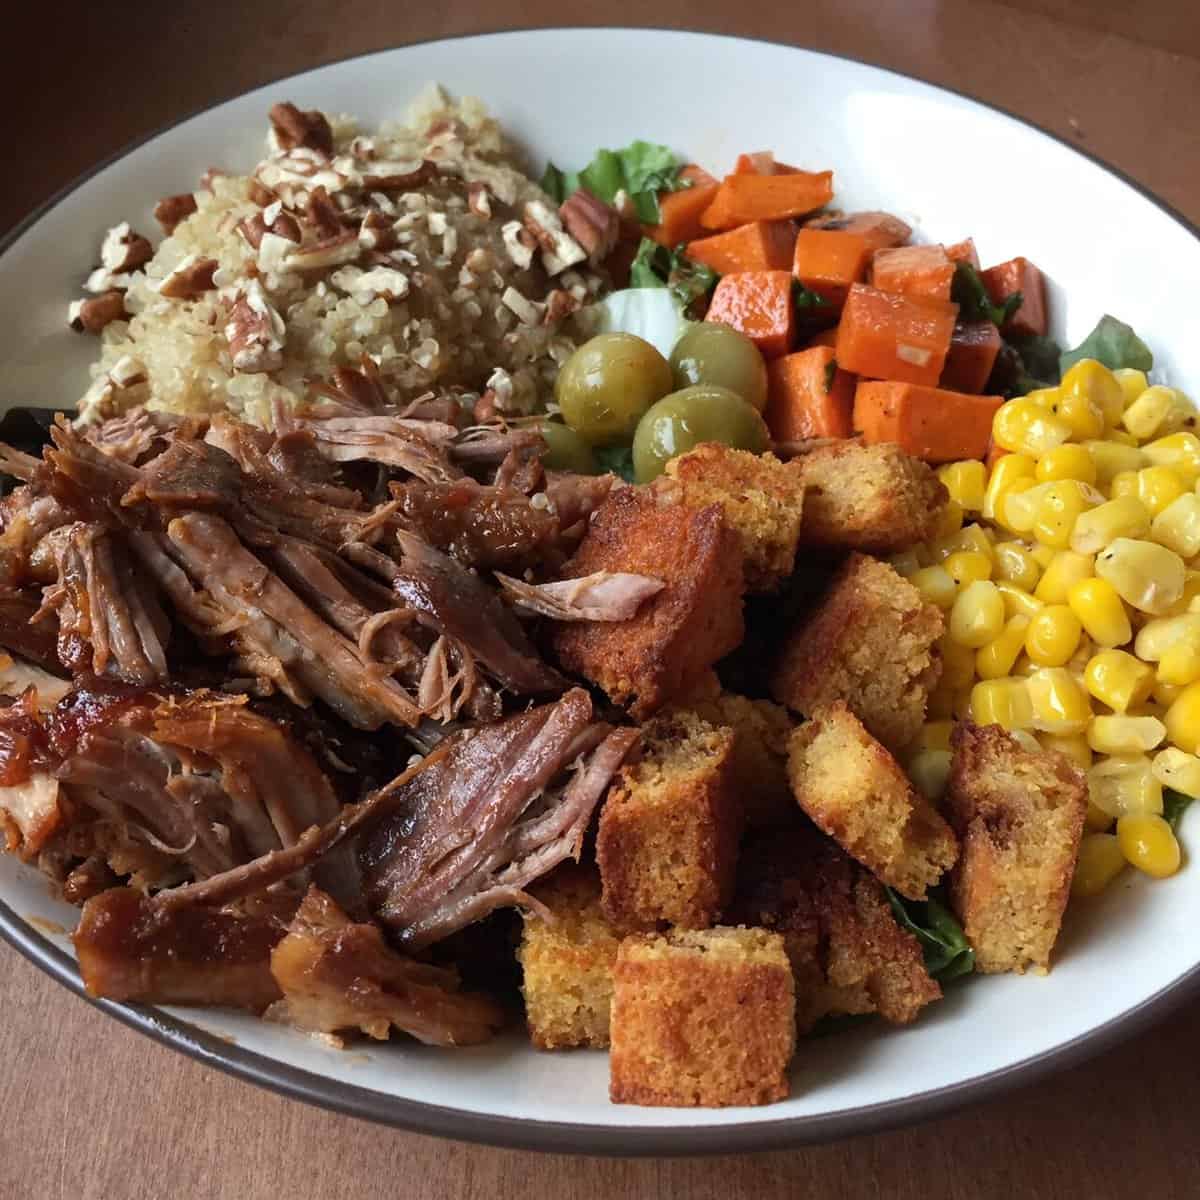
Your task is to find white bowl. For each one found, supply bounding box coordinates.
[1,28,1198,1155]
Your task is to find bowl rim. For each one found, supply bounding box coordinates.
[3,24,1199,1157]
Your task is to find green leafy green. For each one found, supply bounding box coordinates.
[539,141,688,224]
[823,358,838,393]
[793,281,831,313]
[886,888,975,982]
[628,238,718,314]
[593,445,636,483]
[1164,789,1194,833]
[987,334,1064,399]
[951,261,1021,327]
[1060,314,1154,375]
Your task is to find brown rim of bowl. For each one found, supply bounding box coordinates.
[2,27,1198,1157]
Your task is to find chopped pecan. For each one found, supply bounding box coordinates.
[362,159,438,192]
[224,281,285,373]
[280,231,360,272]
[248,179,277,206]
[559,188,620,265]
[99,222,153,274]
[500,221,536,270]
[467,182,492,218]
[237,206,302,251]
[84,267,131,295]
[200,166,228,192]
[305,186,345,239]
[109,354,147,387]
[331,265,410,303]
[544,288,581,325]
[501,286,545,327]
[523,200,587,275]
[68,290,127,334]
[158,255,219,300]
[154,192,198,235]
[358,209,395,251]
[268,101,334,158]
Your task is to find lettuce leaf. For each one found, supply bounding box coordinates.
[1060,314,1154,375]
[1164,789,1194,833]
[628,238,718,314]
[886,888,975,982]
[951,261,1021,327]
[539,141,688,223]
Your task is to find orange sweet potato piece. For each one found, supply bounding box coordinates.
[805,326,840,349]
[765,346,855,442]
[687,220,797,275]
[701,172,835,231]
[645,176,722,247]
[733,151,801,176]
[981,256,1048,337]
[940,322,1003,394]
[705,270,795,359]
[853,381,1002,462]
[871,245,955,302]
[835,284,958,386]
[804,211,911,252]
[945,238,980,269]
[792,229,872,308]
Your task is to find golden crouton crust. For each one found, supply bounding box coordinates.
[731,827,941,1029]
[609,926,795,1107]
[946,722,1087,974]
[770,552,943,752]
[518,864,620,1049]
[795,441,947,553]
[598,710,741,932]
[787,702,959,900]
[670,691,798,830]
[550,487,745,718]
[662,443,806,592]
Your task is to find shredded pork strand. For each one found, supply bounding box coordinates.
[494,569,664,621]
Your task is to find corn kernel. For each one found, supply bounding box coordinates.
[907,749,953,801]
[1163,570,1200,617]
[1061,359,1125,428]
[889,549,922,577]
[1038,731,1092,771]
[1055,390,1105,440]
[1109,430,1140,446]
[977,615,1031,680]
[1152,747,1200,799]
[994,398,1072,456]
[1114,367,1149,407]
[1095,538,1186,615]
[910,565,957,610]
[970,677,1034,730]
[951,686,974,720]
[1033,480,1099,549]
[1070,496,1152,554]
[1083,649,1155,712]
[992,541,1041,590]
[1035,550,1094,603]
[1134,613,1200,661]
[949,580,1005,649]
[1117,813,1181,878]
[1109,470,1139,500]
[1136,465,1187,516]
[1084,439,1147,484]
[927,686,956,719]
[1123,385,1182,441]
[1024,605,1082,667]
[1151,493,1200,558]
[1089,755,1163,817]
[1154,679,1185,708]
[1036,443,1097,485]
[983,453,1036,521]
[910,720,954,754]
[1072,833,1126,896]
[1142,431,1200,485]
[945,550,993,588]
[1164,681,1200,754]
[933,498,965,540]
[938,460,987,511]
[1010,729,1042,753]
[1159,637,1200,688]
[1085,801,1115,832]
[1030,542,1059,569]
[1067,577,1132,647]
[930,522,994,563]
[1027,667,1092,733]
[1025,386,1060,411]
[1087,715,1166,755]
[996,581,1044,619]
[939,634,978,689]
[1001,482,1052,535]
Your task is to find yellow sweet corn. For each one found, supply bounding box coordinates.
[1083,649,1155,712]
[910,565,958,609]
[890,549,922,577]
[977,615,1031,680]
[1032,480,1099,549]
[1113,368,1149,407]
[1038,731,1093,771]
[1061,359,1125,428]
[1164,682,1200,754]
[1123,385,1183,441]
[907,749,953,801]
[933,498,965,540]
[945,550,993,588]
[949,580,1005,648]
[1024,605,1082,667]
[1036,443,1097,485]
[1034,550,1094,604]
[938,460,988,511]
[1150,493,1200,558]
[1109,470,1139,500]
[1067,577,1132,647]
[1072,833,1126,896]
[992,541,1041,590]
[1070,496,1152,554]
[1027,667,1092,733]
[1084,439,1147,484]
[1088,755,1163,818]
[983,453,1036,521]
[939,635,978,689]
[1117,813,1181,878]
[1158,637,1200,688]
[1142,431,1200,484]
[1087,715,1166,755]
[1136,465,1188,516]
[1134,613,1200,662]
[910,720,955,754]
[993,398,1072,456]
[1095,538,1186,615]
[1152,747,1200,799]
[996,581,1044,619]
[970,677,1034,730]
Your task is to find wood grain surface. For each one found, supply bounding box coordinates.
[3,4,1199,1198]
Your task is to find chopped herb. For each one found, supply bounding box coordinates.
[792,280,837,335]
[628,237,718,315]
[793,281,830,312]
[951,260,1021,328]
[987,334,1063,399]
[1164,789,1194,833]
[629,238,670,290]
[539,140,687,224]
[593,445,636,483]
[886,887,975,982]
[1060,314,1154,375]
[824,358,838,392]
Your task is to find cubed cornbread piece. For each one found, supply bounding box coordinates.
[672,691,797,829]
[787,703,958,900]
[518,864,619,1049]
[609,926,795,1107]
[946,723,1087,974]
[597,710,740,931]
[794,440,948,553]
[550,487,744,718]
[731,828,941,1030]
[770,552,943,752]
[662,443,805,592]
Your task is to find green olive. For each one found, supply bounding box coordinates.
[669,322,769,413]
[554,332,673,447]
[632,385,770,483]
[537,420,598,474]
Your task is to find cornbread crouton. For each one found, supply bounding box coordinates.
[794,441,947,553]
[662,443,805,592]
[518,864,619,1049]
[597,710,740,931]
[609,926,795,1107]
[672,692,797,830]
[731,828,941,1029]
[946,723,1087,974]
[787,702,958,900]
[550,487,744,718]
[770,552,943,752]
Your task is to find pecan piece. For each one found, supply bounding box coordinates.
[467,182,492,219]
[361,159,437,192]
[154,192,198,235]
[224,281,285,373]
[248,179,277,207]
[358,209,395,251]
[68,290,127,334]
[158,255,219,300]
[500,221,536,270]
[280,231,361,273]
[544,288,581,325]
[523,200,587,275]
[200,166,228,192]
[99,222,153,274]
[268,101,334,158]
[305,186,345,239]
[237,204,302,251]
[559,188,620,265]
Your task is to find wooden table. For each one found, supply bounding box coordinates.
[3,3,1199,1196]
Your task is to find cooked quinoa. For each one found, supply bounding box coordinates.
[75,86,605,427]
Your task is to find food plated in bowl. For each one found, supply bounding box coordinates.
[2,29,1200,1153]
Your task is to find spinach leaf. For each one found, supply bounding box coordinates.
[1060,314,1154,375]
[594,445,636,483]
[886,888,975,982]
[1164,789,1194,833]
[538,162,567,203]
[793,281,831,313]
[629,238,670,290]
[539,141,686,224]
[951,261,1020,328]
[628,238,719,314]
[987,334,1064,399]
